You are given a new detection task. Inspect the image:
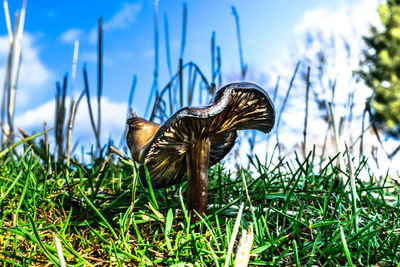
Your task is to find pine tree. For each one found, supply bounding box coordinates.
[358,0,400,138]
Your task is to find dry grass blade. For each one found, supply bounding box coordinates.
[53,234,66,267]
[224,202,244,267]
[3,0,12,40]
[1,10,18,146]
[234,224,254,267]
[7,0,26,143]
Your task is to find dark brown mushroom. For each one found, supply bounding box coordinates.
[126,82,275,219]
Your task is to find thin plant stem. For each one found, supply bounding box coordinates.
[1,11,18,146]
[303,66,311,159]
[275,61,300,158]
[179,3,187,60]
[97,17,103,151]
[231,6,246,79]
[163,12,172,78]
[3,0,12,40]
[144,0,159,118]
[329,102,347,188]
[83,66,101,150]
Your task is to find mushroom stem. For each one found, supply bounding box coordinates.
[186,137,211,220]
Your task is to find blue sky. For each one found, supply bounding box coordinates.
[1,0,368,112]
[4,0,395,174]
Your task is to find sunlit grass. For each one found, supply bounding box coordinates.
[0,146,398,266]
[1,1,399,266]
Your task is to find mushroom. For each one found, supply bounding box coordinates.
[126,82,275,219]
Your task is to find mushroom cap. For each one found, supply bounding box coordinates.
[128,82,275,188]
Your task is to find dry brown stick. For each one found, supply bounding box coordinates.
[109,145,130,161]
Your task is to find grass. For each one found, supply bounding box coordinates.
[0,146,399,266]
[1,1,400,266]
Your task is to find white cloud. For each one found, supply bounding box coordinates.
[88,3,142,43]
[236,0,399,175]
[103,3,141,31]
[80,51,112,66]
[59,28,84,43]
[0,34,54,106]
[15,96,129,147]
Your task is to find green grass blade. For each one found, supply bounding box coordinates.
[77,186,119,240]
[0,127,53,158]
[340,226,354,267]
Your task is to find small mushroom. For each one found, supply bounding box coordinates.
[127,82,275,219]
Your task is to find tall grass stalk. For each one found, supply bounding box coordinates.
[144,0,160,118]
[7,0,26,144]
[328,102,348,188]
[231,6,246,79]
[97,17,103,152]
[275,61,300,158]
[1,6,17,146]
[302,66,310,159]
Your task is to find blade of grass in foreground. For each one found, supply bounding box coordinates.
[28,213,59,265]
[0,127,53,158]
[77,186,119,240]
[340,226,354,267]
